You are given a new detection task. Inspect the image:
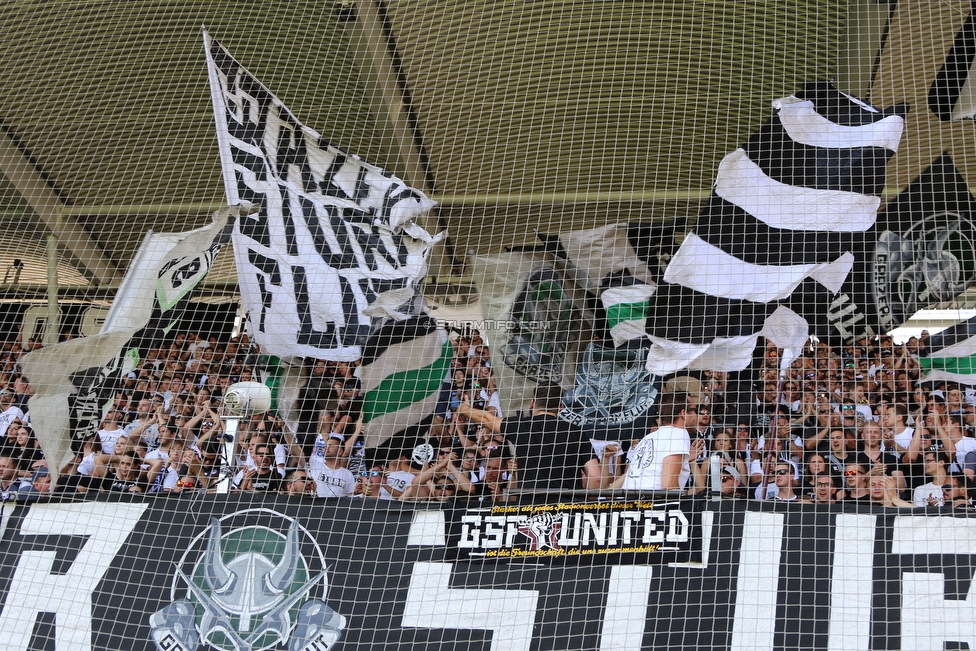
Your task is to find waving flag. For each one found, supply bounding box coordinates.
[535,220,681,348]
[21,205,241,481]
[534,221,680,294]
[600,272,656,347]
[917,316,976,384]
[644,82,907,375]
[358,315,451,448]
[204,29,442,362]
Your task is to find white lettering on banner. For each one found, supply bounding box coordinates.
[154,632,190,651]
[667,509,690,543]
[599,566,654,651]
[402,561,539,651]
[0,502,147,651]
[892,515,976,650]
[900,573,976,651]
[827,513,875,651]
[730,510,784,651]
[891,515,976,555]
[457,507,690,554]
[669,509,713,568]
[642,511,664,544]
[827,293,874,341]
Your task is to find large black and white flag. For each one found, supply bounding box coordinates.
[204,29,442,362]
[645,82,907,375]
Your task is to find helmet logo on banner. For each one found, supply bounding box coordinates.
[558,343,659,427]
[874,212,976,331]
[150,510,346,651]
[502,265,573,384]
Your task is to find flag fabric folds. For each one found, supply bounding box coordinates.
[534,222,674,294]
[918,316,976,385]
[204,29,442,362]
[535,221,681,348]
[473,222,679,420]
[472,251,589,418]
[21,206,239,481]
[358,315,451,448]
[926,316,976,358]
[644,82,907,375]
[919,355,976,385]
[600,272,655,347]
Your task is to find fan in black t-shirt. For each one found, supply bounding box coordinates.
[105,453,142,493]
[458,382,588,496]
[239,444,282,493]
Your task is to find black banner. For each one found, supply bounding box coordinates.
[446,498,698,563]
[806,151,976,345]
[0,495,974,650]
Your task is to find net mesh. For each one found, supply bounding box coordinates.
[0,1,975,650]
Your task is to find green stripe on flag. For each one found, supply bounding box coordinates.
[606,301,649,329]
[919,355,976,376]
[363,339,452,423]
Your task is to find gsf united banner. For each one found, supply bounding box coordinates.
[447,498,697,561]
[204,30,443,361]
[1,497,976,650]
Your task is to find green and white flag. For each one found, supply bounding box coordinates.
[918,316,976,384]
[919,355,976,385]
[600,272,655,347]
[358,315,451,448]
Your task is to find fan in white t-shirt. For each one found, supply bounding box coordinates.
[612,390,694,492]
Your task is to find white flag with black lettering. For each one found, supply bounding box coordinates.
[204,29,443,361]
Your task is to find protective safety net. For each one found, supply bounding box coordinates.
[0,2,975,650]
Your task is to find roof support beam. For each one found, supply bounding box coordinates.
[344,0,459,275]
[834,0,893,99]
[0,127,122,286]
[346,0,431,194]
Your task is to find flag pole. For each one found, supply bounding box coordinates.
[215,416,239,494]
[759,375,785,498]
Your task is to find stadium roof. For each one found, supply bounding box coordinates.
[0,1,843,290]
[1,0,975,310]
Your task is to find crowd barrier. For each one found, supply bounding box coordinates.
[0,494,973,650]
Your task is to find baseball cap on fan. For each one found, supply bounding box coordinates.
[664,375,705,406]
[722,465,741,484]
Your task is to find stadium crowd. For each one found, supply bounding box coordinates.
[0,326,974,509]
